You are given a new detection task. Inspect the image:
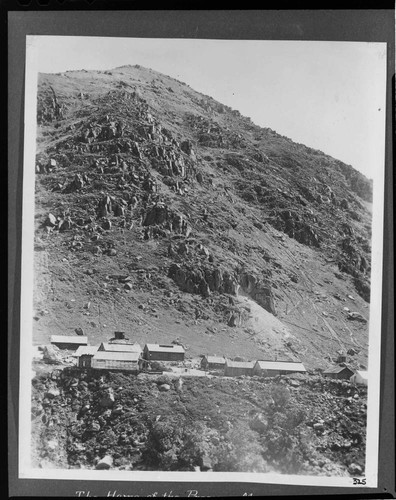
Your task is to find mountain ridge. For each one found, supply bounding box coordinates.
[33,64,372,370]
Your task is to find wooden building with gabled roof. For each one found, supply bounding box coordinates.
[253,360,307,377]
[323,365,354,380]
[224,360,255,377]
[51,335,88,350]
[143,343,185,362]
[201,355,226,371]
[98,342,142,354]
[91,351,141,372]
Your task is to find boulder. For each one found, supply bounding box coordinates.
[348,463,363,475]
[102,219,112,230]
[90,422,101,432]
[75,327,84,336]
[45,387,60,399]
[249,413,268,433]
[340,198,349,210]
[42,345,64,365]
[96,455,113,470]
[46,213,57,227]
[180,140,194,156]
[143,203,168,226]
[158,384,171,392]
[99,389,115,408]
[228,313,239,327]
[46,439,58,451]
[112,405,124,416]
[347,312,367,323]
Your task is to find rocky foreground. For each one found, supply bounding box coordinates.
[31,364,366,476]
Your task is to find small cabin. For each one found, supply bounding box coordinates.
[201,355,226,371]
[323,365,355,380]
[336,351,347,363]
[350,370,368,386]
[114,331,126,340]
[91,351,141,372]
[224,360,255,377]
[253,360,307,377]
[143,343,185,362]
[74,345,99,368]
[51,335,88,350]
[98,342,142,354]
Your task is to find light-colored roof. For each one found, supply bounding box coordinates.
[204,356,226,364]
[93,351,140,361]
[355,370,369,379]
[51,335,88,344]
[145,343,185,353]
[100,342,142,352]
[74,346,99,357]
[225,360,255,369]
[254,360,306,372]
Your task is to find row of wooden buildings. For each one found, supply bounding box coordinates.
[201,356,308,378]
[51,335,185,372]
[49,335,368,385]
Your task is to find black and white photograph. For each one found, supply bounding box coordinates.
[17,31,387,490]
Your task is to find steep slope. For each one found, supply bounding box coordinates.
[33,64,372,370]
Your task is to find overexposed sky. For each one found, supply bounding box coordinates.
[32,36,387,180]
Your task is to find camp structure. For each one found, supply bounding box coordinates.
[98,342,142,354]
[114,331,126,340]
[50,335,88,350]
[74,345,99,368]
[200,355,226,371]
[350,370,368,386]
[91,351,141,372]
[323,365,355,380]
[143,343,185,362]
[224,360,255,377]
[107,331,133,343]
[253,360,307,377]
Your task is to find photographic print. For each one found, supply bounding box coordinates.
[19,35,386,488]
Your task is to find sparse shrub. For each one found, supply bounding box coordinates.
[142,417,207,471]
[270,383,291,409]
[151,362,171,372]
[259,406,311,474]
[212,422,268,472]
[155,374,172,385]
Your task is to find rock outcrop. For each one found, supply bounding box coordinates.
[168,263,238,298]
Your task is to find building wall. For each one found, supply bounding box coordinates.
[91,359,139,371]
[224,366,253,377]
[144,350,184,362]
[78,355,93,368]
[208,363,225,370]
[325,369,353,380]
[201,359,224,370]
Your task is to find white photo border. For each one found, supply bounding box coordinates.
[18,34,387,489]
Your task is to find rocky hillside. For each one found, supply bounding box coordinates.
[33,64,372,370]
[31,364,367,475]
